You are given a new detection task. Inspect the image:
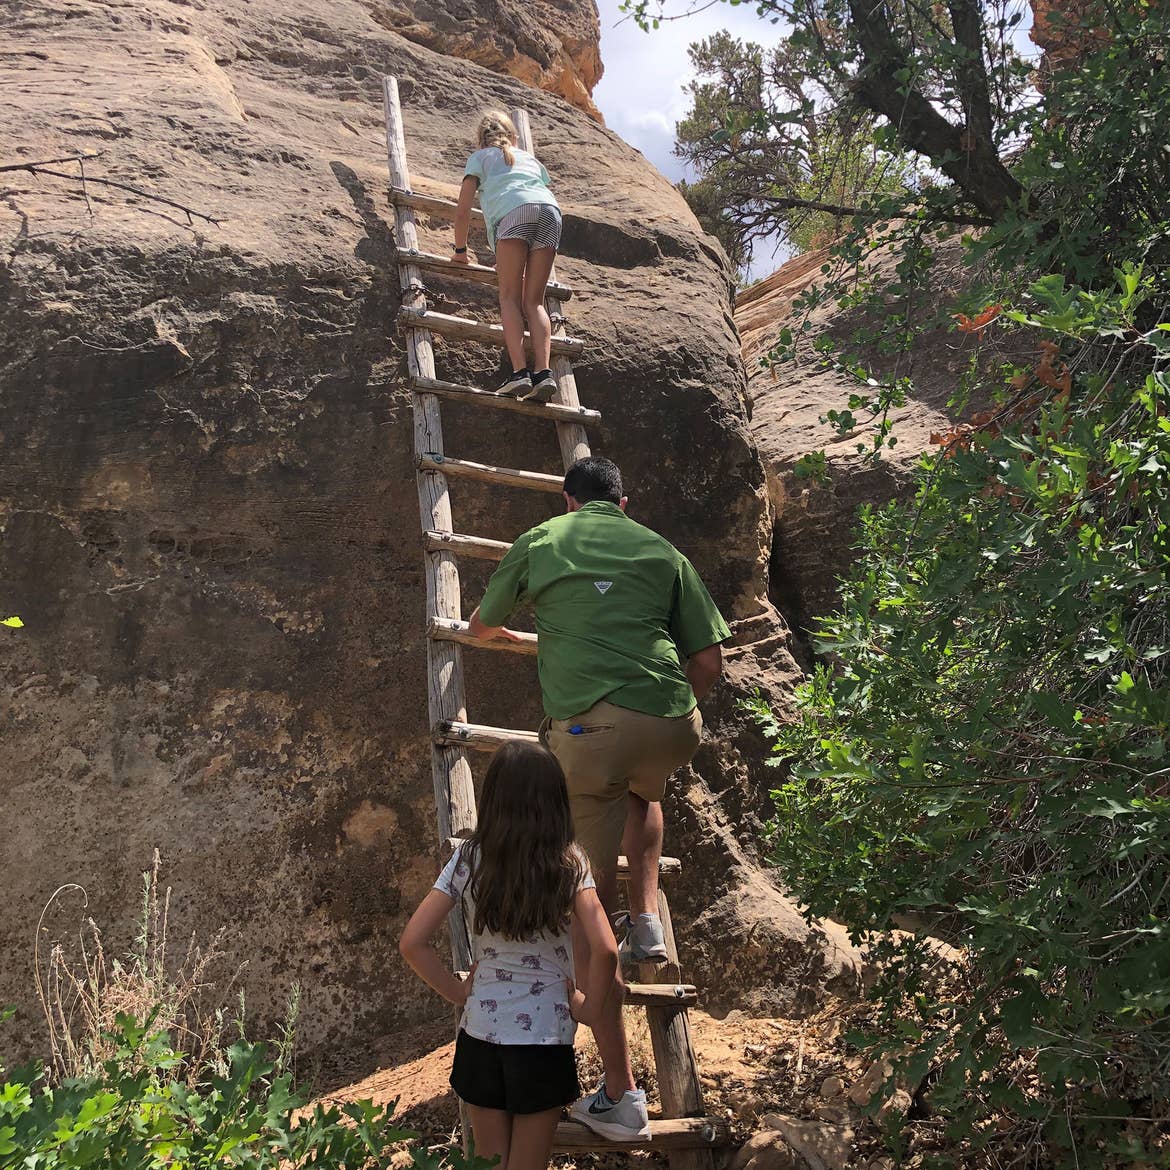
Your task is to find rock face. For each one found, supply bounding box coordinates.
[1030,0,1111,83]
[1,0,854,1073]
[737,240,1007,633]
[373,0,605,119]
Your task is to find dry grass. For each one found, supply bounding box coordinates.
[34,849,252,1084]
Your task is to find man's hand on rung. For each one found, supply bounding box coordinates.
[468,605,522,642]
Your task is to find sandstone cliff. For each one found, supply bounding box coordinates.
[1,0,854,1074]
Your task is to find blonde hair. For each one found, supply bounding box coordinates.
[477,110,518,167]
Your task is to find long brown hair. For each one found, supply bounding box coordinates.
[477,109,517,167]
[466,740,585,939]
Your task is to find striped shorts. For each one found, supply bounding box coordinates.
[495,203,562,251]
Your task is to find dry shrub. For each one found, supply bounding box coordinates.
[34,849,249,1084]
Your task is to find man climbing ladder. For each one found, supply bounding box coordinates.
[384,74,729,1170]
[470,456,730,1140]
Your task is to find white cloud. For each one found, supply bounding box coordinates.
[593,0,768,183]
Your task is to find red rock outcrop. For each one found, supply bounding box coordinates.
[370,0,604,118]
[737,241,1014,629]
[1029,0,1112,82]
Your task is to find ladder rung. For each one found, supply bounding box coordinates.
[435,720,539,751]
[410,375,599,424]
[396,248,573,301]
[390,186,486,222]
[424,530,511,562]
[399,306,585,358]
[624,982,698,1006]
[444,838,682,878]
[428,616,538,655]
[554,1118,730,1152]
[619,854,682,878]
[417,453,563,494]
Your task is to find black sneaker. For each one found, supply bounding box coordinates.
[496,370,532,397]
[520,369,558,403]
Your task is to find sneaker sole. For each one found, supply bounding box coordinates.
[619,942,669,965]
[495,384,529,397]
[569,1106,652,1143]
[518,381,557,403]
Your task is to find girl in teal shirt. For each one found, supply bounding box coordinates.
[452,111,563,402]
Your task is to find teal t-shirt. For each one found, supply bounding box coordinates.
[477,501,732,720]
[464,147,560,249]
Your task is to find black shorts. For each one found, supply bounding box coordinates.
[451,1028,579,1115]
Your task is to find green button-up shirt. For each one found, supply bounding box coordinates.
[477,501,731,720]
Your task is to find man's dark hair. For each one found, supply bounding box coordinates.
[563,457,623,504]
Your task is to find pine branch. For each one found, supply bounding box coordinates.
[732,190,994,226]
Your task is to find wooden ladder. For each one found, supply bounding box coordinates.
[382,76,726,1169]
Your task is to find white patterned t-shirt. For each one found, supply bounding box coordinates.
[434,842,595,1046]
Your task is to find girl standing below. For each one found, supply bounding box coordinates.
[451,111,563,403]
[400,742,630,1170]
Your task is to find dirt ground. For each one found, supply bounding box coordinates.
[317,1000,932,1170]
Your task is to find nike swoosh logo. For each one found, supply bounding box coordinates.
[588,1101,614,1115]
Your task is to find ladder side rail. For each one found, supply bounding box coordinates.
[638,892,704,1107]
[510,107,590,470]
[384,74,476,971]
[637,890,714,1170]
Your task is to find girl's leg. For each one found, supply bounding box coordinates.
[495,239,529,374]
[506,1107,562,1170]
[522,247,557,374]
[467,1104,513,1170]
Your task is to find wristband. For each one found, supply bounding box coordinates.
[453,246,467,254]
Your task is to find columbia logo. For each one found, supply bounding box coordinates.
[594,580,613,594]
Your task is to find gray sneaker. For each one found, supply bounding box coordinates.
[614,912,669,964]
[570,1083,651,1142]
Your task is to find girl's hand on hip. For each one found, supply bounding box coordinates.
[451,962,478,1006]
[566,979,593,1025]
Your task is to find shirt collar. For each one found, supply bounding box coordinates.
[577,500,625,516]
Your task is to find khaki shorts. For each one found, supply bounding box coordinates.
[542,700,702,881]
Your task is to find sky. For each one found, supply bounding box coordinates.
[590,0,787,278]
[592,0,766,183]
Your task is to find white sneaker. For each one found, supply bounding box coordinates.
[614,912,669,964]
[570,1082,651,1141]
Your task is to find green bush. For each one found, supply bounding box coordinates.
[0,1012,478,1169]
[757,271,1170,1161]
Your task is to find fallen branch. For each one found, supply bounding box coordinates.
[3,156,222,226]
[0,151,104,173]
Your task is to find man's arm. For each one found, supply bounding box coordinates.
[468,605,521,642]
[470,530,533,642]
[686,643,723,702]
